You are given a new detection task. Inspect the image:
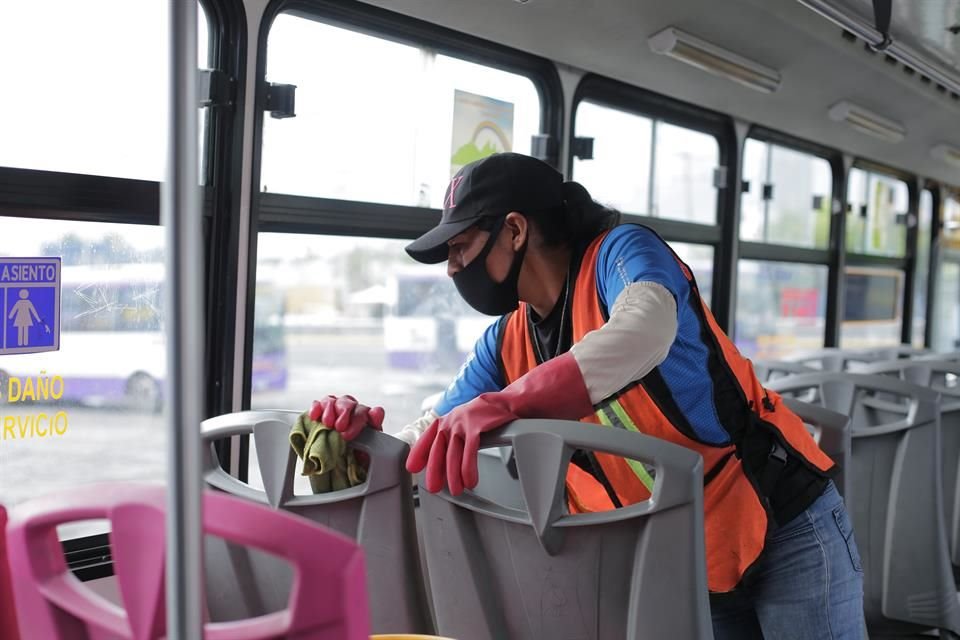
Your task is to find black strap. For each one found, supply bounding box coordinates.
[758,441,789,497]
[571,450,624,509]
[871,0,893,51]
[703,451,735,486]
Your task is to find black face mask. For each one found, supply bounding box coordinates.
[453,217,528,316]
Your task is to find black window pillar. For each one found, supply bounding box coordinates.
[824,154,853,347]
[900,176,921,345]
[713,120,748,334]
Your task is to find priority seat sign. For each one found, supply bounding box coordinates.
[1,258,61,356]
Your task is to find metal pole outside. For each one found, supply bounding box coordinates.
[163,1,204,638]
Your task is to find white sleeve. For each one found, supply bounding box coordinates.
[392,409,439,446]
[569,281,678,405]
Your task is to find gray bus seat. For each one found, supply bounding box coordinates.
[781,397,851,501]
[790,346,928,372]
[768,373,960,637]
[918,350,960,363]
[417,418,712,640]
[787,347,851,371]
[869,345,930,360]
[200,410,434,635]
[752,360,818,382]
[856,359,960,577]
[474,446,524,510]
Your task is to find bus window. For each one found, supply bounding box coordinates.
[0,219,165,532]
[652,123,719,225]
[572,101,652,214]
[935,194,960,351]
[671,243,714,307]
[0,2,209,180]
[912,190,934,347]
[734,261,828,359]
[740,140,831,248]
[0,218,285,523]
[845,168,908,257]
[260,13,541,208]
[935,261,960,352]
[839,267,904,349]
[572,102,719,224]
[944,192,960,251]
[250,233,490,431]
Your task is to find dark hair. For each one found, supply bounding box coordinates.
[525,181,621,248]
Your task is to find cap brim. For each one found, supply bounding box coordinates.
[405,217,480,264]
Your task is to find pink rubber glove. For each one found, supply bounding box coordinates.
[309,395,385,441]
[406,352,593,496]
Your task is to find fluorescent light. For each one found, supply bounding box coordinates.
[931,144,960,167]
[827,101,906,143]
[648,27,781,94]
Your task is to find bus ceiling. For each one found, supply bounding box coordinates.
[357,0,960,185]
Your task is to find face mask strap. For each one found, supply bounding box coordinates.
[468,215,507,267]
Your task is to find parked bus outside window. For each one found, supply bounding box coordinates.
[0,220,285,528]
[250,234,487,433]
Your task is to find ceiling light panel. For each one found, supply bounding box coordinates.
[648,27,781,94]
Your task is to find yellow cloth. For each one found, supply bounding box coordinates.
[289,412,366,493]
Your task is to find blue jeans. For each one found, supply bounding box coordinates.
[711,481,865,639]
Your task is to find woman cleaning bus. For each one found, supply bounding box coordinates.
[310,152,865,638]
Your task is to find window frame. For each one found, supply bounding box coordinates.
[841,159,918,346]
[245,0,565,409]
[931,185,960,349]
[568,73,736,326]
[735,128,841,355]
[738,127,840,258]
[844,160,913,261]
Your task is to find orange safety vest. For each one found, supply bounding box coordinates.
[497,229,834,592]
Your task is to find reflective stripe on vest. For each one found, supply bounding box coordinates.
[595,399,655,492]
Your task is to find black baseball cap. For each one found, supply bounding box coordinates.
[405,152,564,264]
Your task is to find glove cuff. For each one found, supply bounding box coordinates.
[491,352,593,421]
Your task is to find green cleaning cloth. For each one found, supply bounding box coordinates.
[289,411,367,493]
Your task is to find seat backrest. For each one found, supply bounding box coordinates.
[5,483,369,640]
[201,410,433,635]
[854,359,960,570]
[418,419,712,640]
[788,347,847,371]
[781,397,851,501]
[866,345,930,361]
[752,360,818,382]
[918,350,960,362]
[790,346,926,372]
[0,505,19,640]
[769,372,960,636]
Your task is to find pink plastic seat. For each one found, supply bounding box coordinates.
[6,483,370,640]
[1,505,20,640]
